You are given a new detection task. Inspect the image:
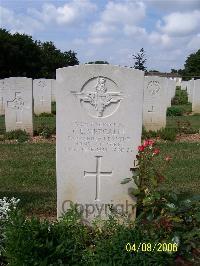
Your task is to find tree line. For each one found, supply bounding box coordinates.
[0,28,79,79]
[171,49,200,80]
[132,48,200,80]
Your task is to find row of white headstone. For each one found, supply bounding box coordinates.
[180,79,200,113]
[0,68,177,136]
[0,78,56,135]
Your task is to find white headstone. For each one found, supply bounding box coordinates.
[180,81,188,90]
[5,77,33,135]
[51,79,56,102]
[33,79,52,115]
[143,76,167,131]
[192,79,200,113]
[56,65,144,221]
[187,79,194,103]
[176,77,182,86]
[0,79,5,115]
[167,79,176,106]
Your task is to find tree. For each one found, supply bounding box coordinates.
[0,28,79,79]
[183,49,200,79]
[132,48,147,71]
[0,29,42,78]
[39,42,79,78]
[86,61,109,64]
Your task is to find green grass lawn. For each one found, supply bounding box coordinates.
[166,115,200,132]
[170,103,192,114]
[33,116,56,133]
[0,115,56,135]
[0,102,56,135]
[0,142,199,215]
[0,143,56,214]
[0,115,5,134]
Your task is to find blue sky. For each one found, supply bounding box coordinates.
[0,0,200,71]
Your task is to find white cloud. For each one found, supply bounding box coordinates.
[187,34,200,50]
[149,32,171,47]
[90,21,116,36]
[28,0,97,26]
[147,0,200,12]
[0,5,43,34]
[157,10,200,36]
[88,36,113,45]
[124,25,146,36]
[89,0,146,41]
[101,1,146,25]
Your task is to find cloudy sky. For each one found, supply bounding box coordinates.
[0,0,200,71]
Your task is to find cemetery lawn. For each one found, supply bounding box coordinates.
[166,114,200,131]
[0,115,56,135]
[0,115,5,134]
[0,143,56,215]
[0,142,199,216]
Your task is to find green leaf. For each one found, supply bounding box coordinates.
[194,212,200,222]
[131,188,140,196]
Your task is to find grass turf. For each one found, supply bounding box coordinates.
[0,143,56,214]
[0,142,199,215]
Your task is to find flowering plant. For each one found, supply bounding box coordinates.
[124,139,172,215]
[122,140,200,263]
[0,197,20,220]
[0,197,20,257]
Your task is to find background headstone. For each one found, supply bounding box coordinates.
[187,79,194,103]
[192,79,200,113]
[56,64,144,221]
[143,76,167,131]
[0,79,5,115]
[33,79,52,115]
[51,79,56,102]
[180,81,188,90]
[5,77,33,135]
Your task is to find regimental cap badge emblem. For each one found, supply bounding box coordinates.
[147,81,161,96]
[71,76,123,118]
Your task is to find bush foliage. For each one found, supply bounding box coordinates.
[167,106,183,117]
[171,88,188,105]
[4,130,29,143]
[142,128,177,141]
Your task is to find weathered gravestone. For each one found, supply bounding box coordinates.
[187,79,194,103]
[5,77,33,135]
[192,79,200,113]
[165,78,172,107]
[143,76,167,131]
[33,79,52,114]
[169,79,176,99]
[0,79,5,115]
[51,79,56,102]
[56,65,144,221]
[181,81,188,91]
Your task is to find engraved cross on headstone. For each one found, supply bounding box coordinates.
[40,96,46,105]
[7,92,26,123]
[148,105,155,113]
[84,156,113,201]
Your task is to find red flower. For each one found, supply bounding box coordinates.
[143,140,149,147]
[138,145,145,152]
[143,139,155,147]
[152,148,160,155]
[148,139,154,146]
